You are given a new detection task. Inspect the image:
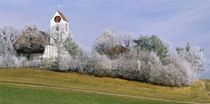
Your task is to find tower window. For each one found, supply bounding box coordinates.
[56,26,59,31]
[65,23,68,32]
[54,16,61,23]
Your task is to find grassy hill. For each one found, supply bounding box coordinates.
[203,79,210,96]
[0,68,209,103]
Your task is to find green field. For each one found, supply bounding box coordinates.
[0,68,209,103]
[0,83,181,104]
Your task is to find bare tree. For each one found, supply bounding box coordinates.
[49,24,70,70]
[94,29,121,55]
[120,33,133,50]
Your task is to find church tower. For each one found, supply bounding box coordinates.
[50,10,69,33]
[50,10,70,40]
[43,10,70,59]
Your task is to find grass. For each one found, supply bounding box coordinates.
[0,83,181,104]
[203,79,210,96]
[0,68,209,103]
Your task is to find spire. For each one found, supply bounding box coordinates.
[57,0,61,10]
[58,4,61,10]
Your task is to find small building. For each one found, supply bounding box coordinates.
[13,27,48,59]
[104,45,129,59]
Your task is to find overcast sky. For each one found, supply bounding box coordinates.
[0,0,209,78]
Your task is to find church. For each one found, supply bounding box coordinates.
[43,10,70,59]
[13,10,70,60]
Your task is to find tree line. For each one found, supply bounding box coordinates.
[0,25,206,87]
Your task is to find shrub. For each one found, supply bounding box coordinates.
[148,53,197,86]
[58,53,72,71]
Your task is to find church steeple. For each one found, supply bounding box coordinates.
[50,10,69,33]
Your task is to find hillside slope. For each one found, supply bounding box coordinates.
[0,68,209,103]
[203,79,210,96]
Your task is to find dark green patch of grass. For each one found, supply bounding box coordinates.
[0,84,181,104]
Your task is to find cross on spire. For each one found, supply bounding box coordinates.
[57,0,61,10]
[58,4,61,10]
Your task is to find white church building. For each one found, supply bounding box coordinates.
[43,10,70,59]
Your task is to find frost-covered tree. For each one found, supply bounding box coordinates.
[147,53,197,87]
[58,53,72,71]
[176,43,206,72]
[0,26,19,56]
[0,26,19,68]
[112,52,139,79]
[65,48,111,76]
[94,29,121,55]
[133,35,169,64]
[186,42,190,52]
[64,36,79,58]
[75,48,97,73]
[120,33,133,50]
[91,51,111,76]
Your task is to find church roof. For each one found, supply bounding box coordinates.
[57,10,69,22]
